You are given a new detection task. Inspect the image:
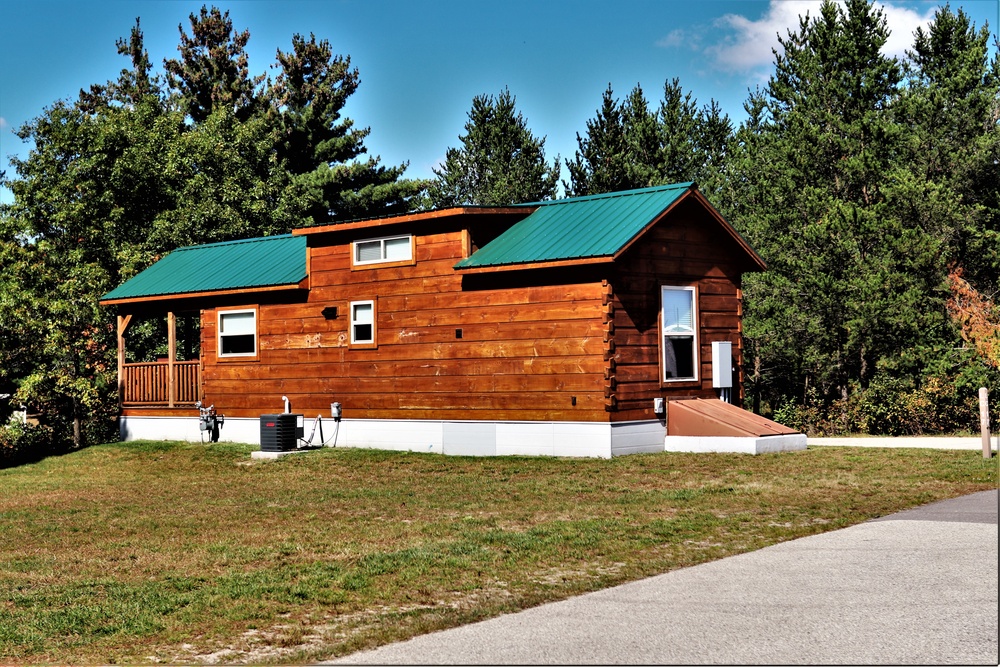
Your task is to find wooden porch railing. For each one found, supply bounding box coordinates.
[121,360,201,406]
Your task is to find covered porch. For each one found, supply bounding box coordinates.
[101,234,310,412]
[116,312,202,408]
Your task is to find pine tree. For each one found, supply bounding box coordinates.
[429,88,559,207]
[269,34,426,224]
[900,6,1000,294]
[567,80,732,196]
[621,84,662,188]
[564,84,629,197]
[163,6,265,123]
[0,11,428,448]
[729,0,944,421]
[655,78,701,184]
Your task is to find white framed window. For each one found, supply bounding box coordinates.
[350,300,375,346]
[353,235,413,266]
[218,308,257,358]
[661,286,697,381]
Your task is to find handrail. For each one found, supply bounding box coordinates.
[122,360,201,406]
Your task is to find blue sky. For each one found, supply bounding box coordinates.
[1,0,997,204]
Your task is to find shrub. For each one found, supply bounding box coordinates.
[764,363,999,437]
[0,418,56,467]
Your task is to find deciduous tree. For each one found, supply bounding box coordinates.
[0,9,428,448]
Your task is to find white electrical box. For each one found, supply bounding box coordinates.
[711,341,733,389]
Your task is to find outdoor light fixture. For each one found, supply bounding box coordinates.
[322,306,338,320]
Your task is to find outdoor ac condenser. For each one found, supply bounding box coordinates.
[260,414,300,452]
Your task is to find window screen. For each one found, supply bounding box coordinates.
[384,236,411,261]
[355,240,383,263]
[353,236,412,265]
[662,289,694,333]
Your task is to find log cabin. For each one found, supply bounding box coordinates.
[100,183,804,456]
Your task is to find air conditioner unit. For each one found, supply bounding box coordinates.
[260,413,300,452]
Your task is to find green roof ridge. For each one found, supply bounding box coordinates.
[520,182,695,208]
[456,182,696,269]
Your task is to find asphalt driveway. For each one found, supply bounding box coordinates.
[327,489,999,665]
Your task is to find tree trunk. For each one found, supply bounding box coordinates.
[752,354,762,414]
[72,397,83,449]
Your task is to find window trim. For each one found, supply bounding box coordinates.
[217,307,259,361]
[351,234,415,269]
[660,285,699,383]
[349,299,377,348]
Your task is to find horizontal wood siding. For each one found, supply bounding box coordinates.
[201,229,608,421]
[610,199,747,422]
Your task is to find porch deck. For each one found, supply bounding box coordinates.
[121,360,201,407]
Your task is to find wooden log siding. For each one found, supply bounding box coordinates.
[609,204,747,422]
[200,230,609,421]
[122,360,201,406]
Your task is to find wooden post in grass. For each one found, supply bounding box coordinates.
[981,387,992,459]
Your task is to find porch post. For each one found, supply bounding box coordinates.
[167,311,176,408]
[117,314,132,409]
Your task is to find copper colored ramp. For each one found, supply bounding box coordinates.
[667,399,799,437]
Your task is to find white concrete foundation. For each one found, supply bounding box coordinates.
[119,415,262,445]
[118,415,666,458]
[663,433,808,454]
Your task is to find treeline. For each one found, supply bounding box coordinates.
[1,0,997,456]
[720,1,999,434]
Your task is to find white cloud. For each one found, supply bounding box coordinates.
[877,2,938,59]
[0,117,7,130]
[702,0,938,74]
[656,29,691,49]
[708,1,821,73]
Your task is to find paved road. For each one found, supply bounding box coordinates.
[327,490,999,665]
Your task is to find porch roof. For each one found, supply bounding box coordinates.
[100,234,307,305]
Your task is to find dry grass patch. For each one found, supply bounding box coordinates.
[1,440,996,664]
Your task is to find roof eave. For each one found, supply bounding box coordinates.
[454,255,615,274]
[99,278,309,307]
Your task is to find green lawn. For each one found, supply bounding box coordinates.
[1,441,996,664]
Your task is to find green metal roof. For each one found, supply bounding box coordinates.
[101,234,307,302]
[455,183,694,269]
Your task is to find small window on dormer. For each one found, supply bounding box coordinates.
[353,235,413,266]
